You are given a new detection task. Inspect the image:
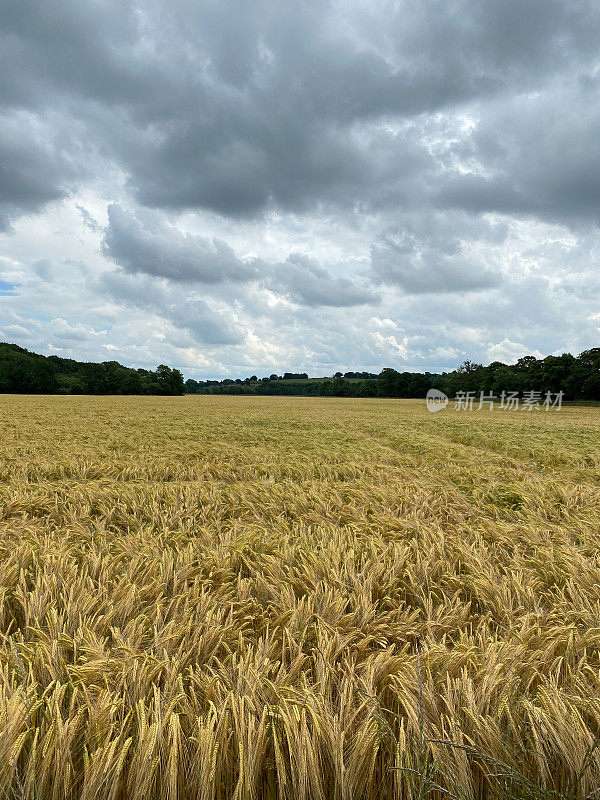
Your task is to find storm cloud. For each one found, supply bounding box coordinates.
[1,0,600,375]
[269,254,379,307]
[102,205,260,284]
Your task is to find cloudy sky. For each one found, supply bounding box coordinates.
[1,0,600,378]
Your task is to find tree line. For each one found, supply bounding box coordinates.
[0,343,185,394]
[186,350,600,401]
[2,342,600,400]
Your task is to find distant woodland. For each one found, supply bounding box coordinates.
[2,342,600,400]
[0,343,185,395]
[188,350,600,401]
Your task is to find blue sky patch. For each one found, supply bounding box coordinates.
[0,281,17,296]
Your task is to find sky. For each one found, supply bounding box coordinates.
[1,0,600,379]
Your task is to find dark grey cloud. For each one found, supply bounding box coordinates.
[270,254,379,307]
[431,81,600,223]
[0,112,86,230]
[2,0,600,375]
[370,214,503,293]
[2,0,600,222]
[103,205,378,307]
[109,0,600,219]
[102,204,260,283]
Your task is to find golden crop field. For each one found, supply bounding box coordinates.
[1,395,600,800]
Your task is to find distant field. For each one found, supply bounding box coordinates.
[275,376,370,383]
[1,395,600,799]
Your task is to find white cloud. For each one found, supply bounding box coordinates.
[486,339,545,364]
[1,0,600,377]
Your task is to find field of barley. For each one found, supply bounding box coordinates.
[1,395,600,799]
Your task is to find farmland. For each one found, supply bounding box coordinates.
[1,395,600,799]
